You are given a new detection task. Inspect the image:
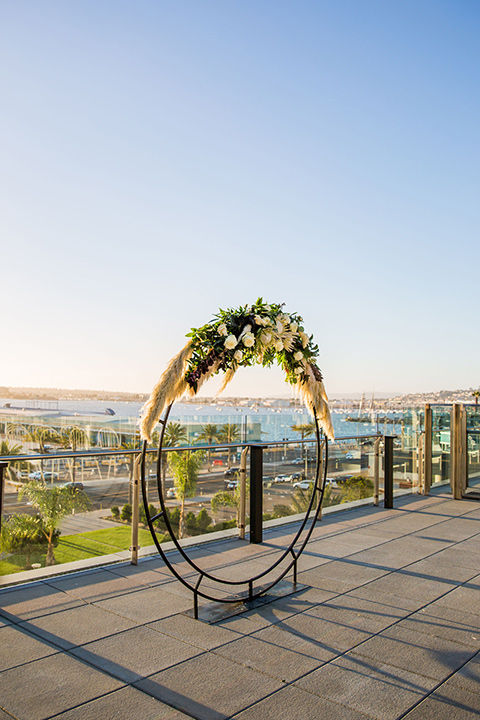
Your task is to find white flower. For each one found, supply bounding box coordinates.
[276,319,284,333]
[240,324,252,338]
[224,334,238,350]
[290,322,298,333]
[217,323,228,336]
[281,314,291,325]
[242,332,255,348]
[294,351,303,361]
[299,331,309,348]
[294,366,303,374]
[254,315,268,326]
[260,331,272,344]
[234,349,243,362]
[274,340,284,352]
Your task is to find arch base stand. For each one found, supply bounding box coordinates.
[184,580,308,623]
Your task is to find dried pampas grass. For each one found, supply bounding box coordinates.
[298,364,335,440]
[139,342,193,441]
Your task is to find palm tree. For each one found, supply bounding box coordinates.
[25,426,60,481]
[161,422,188,486]
[472,390,480,406]
[196,424,219,469]
[0,440,30,483]
[0,514,42,570]
[59,427,89,484]
[291,421,316,475]
[218,424,240,469]
[168,450,204,538]
[19,481,90,565]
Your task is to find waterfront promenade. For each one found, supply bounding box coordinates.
[1,492,480,719]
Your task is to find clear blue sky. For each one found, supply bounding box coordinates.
[2,0,479,397]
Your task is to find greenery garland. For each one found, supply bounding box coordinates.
[139,298,333,441]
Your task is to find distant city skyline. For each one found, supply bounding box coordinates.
[2,1,479,397]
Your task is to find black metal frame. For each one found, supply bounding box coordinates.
[140,403,329,618]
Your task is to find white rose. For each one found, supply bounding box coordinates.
[294,366,303,374]
[217,323,228,336]
[294,351,303,361]
[224,334,238,350]
[299,331,309,348]
[242,332,255,348]
[234,349,243,362]
[290,322,298,333]
[274,340,284,352]
[254,315,267,326]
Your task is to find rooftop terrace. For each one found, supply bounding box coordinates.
[1,491,480,720]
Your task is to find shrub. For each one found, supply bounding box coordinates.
[111,506,120,519]
[121,503,132,522]
[196,508,212,532]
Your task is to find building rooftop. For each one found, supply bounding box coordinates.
[1,492,480,720]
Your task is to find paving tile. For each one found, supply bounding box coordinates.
[436,546,480,571]
[248,621,337,664]
[47,569,144,602]
[343,546,409,571]
[134,651,283,720]
[149,612,242,650]
[348,585,427,614]
[0,624,59,671]
[280,611,373,656]
[212,632,322,682]
[398,605,480,649]
[108,558,174,585]
[0,583,85,622]
[231,683,372,720]
[435,583,480,616]
[295,652,438,719]
[440,653,480,696]
[306,595,401,633]
[404,557,478,585]
[0,652,124,720]
[402,684,480,719]
[412,518,480,542]
[71,625,203,683]
[18,603,138,650]
[298,558,388,593]
[351,624,476,681]
[356,570,454,604]
[93,585,193,623]
[51,685,191,719]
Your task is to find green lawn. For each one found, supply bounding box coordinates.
[0,525,164,575]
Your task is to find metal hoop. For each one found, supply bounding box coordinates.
[141,403,329,614]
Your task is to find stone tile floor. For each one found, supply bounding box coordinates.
[1,492,480,719]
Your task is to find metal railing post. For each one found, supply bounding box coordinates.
[384,436,394,509]
[249,444,263,544]
[131,451,141,564]
[238,447,248,540]
[424,404,432,494]
[374,437,381,506]
[451,403,467,499]
[0,462,7,533]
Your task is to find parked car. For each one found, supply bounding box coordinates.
[290,472,304,481]
[166,488,176,499]
[61,481,84,491]
[227,480,238,490]
[291,458,303,465]
[325,478,338,488]
[28,471,59,481]
[224,468,239,477]
[274,474,291,483]
[293,480,313,490]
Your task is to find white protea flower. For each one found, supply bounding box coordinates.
[276,318,284,333]
[242,332,255,348]
[217,323,228,336]
[299,331,309,348]
[290,321,298,333]
[274,340,284,352]
[260,331,272,345]
[224,334,238,350]
[234,349,243,362]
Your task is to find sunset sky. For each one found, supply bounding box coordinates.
[2,1,479,398]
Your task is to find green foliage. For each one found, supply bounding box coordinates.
[120,503,132,522]
[196,507,212,531]
[340,475,374,502]
[272,504,295,518]
[111,505,120,519]
[169,507,181,526]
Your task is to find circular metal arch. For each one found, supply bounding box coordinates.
[140,403,329,606]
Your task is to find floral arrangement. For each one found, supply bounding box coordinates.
[139,299,334,441]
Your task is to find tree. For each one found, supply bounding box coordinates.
[25,426,60,481]
[161,422,188,485]
[0,440,30,483]
[59,427,89,484]
[218,423,240,469]
[19,481,90,566]
[291,421,316,475]
[168,450,204,539]
[340,475,374,503]
[0,514,43,570]
[196,424,219,469]
[472,390,480,406]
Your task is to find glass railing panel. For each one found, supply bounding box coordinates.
[467,431,480,490]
